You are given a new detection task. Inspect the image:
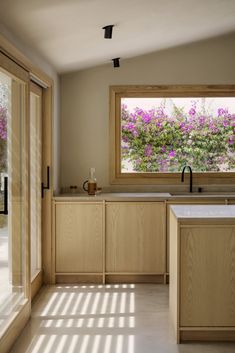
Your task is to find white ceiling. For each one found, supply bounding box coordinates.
[0,0,235,73]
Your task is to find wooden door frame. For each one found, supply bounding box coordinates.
[29,81,43,300]
[29,80,53,286]
[41,84,53,284]
[29,80,54,291]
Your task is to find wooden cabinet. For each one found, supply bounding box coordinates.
[54,198,234,284]
[54,200,166,283]
[169,207,235,342]
[106,202,166,274]
[166,199,225,273]
[55,202,103,273]
[180,227,235,327]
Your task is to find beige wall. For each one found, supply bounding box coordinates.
[60,33,235,192]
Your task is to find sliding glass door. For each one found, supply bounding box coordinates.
[30,82,42,284]
[0,53,29,335]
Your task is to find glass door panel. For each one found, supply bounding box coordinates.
[0,65,28,334]
[30,83,42,280]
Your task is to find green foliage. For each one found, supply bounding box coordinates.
[121,103,235,172]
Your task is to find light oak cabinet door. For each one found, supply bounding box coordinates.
[180,226,235,327]
[166,200,225,273]
[170,211,235,342]
[106,202,166,273]
[56,203,103,273]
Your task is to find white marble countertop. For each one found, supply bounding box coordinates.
[54,192,235,202]
[169,193,235,199]
[171,205,235,220]
[54,192,171,202]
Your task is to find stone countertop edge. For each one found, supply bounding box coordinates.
[53,192,171,202]
[53,192,235,202]
[170,204,235,220]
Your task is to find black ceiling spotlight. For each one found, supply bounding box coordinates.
[103,25,114,39]
[112,57,120,68]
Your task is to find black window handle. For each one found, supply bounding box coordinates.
[0,176,8,215]
[41,166,50,198]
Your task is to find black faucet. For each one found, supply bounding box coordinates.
[181,165,193,193]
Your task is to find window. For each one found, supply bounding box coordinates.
[109,86,235,184]
[30,82,42,281]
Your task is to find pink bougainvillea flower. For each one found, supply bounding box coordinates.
[142,113,152,124]
[122,136,129,143]
[189,108,196,116]
[218,108,225,116]
[130,113,137,122]
[228,136,234,145]
[144,144,153,157]
[185,124,193,132]
[168,150,175,158]
[156,107,165,117]
[199,116,206,125]
[218,108,229,117]
[126,122,135,130]
[132,129,139,137]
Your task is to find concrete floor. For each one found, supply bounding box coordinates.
[9,284,235,353]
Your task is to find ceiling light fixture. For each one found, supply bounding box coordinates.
[102,25,114,39]
[112,57,120,68]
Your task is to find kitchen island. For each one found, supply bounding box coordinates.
[169,205,235,343]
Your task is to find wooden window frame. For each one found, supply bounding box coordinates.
[110,85,235,185]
